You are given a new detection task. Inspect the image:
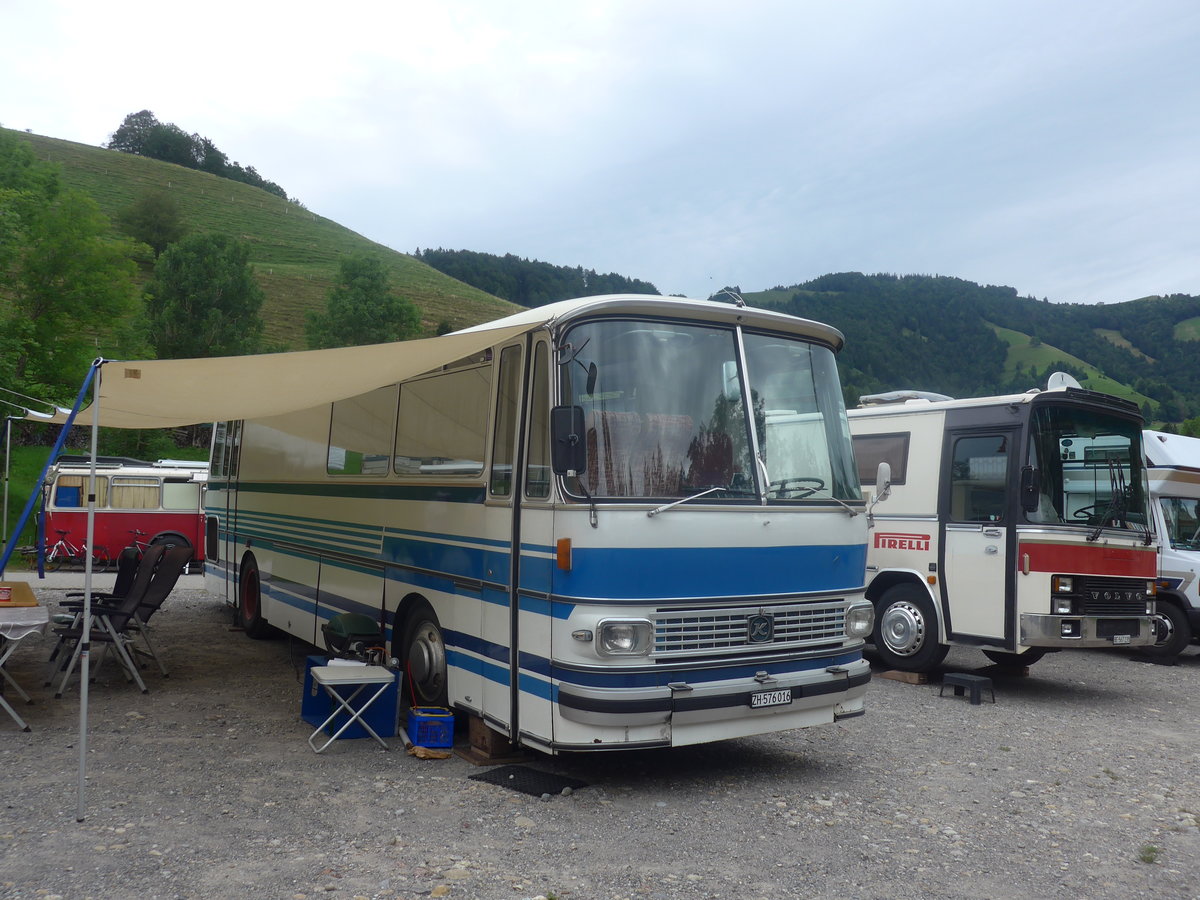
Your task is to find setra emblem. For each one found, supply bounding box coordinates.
[747,613,775,644]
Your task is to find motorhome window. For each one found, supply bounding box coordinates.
[744,334,862,502]
[1158,496,1200,550]
[852,433,909,486]
[491,345,523,497]
[328,385,398,476]
[111,476,160,510]
[395,366,490,476]
[950,435,1008,522]
[53,475,109,508]
[560,319,748,499]
[526,342,551,499]
[163,480,201,510]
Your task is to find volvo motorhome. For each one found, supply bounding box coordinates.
[849,379,1158,672]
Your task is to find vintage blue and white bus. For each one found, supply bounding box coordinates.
[204,295,874,752]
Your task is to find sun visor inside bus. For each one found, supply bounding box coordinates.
[26,319,539,430]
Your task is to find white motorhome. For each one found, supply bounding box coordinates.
[848,379,1158,672]
[205,295,876,753]
[1143,430,1200,658]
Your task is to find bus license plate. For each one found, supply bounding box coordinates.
[750,689,792,709]
[1112,634,1131,645]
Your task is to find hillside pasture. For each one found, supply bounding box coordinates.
[990,324,1156,411]
[1174,317,1200,342]
[1094,327,1155,362]
[15,130,519,348]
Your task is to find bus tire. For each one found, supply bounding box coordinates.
[982,648,1047,668]
[1144,600,1191,659]
[238,555,270,639]
[399,602,448,708]
[873,583,948,672]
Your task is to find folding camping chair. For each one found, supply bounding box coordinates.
[122,543,192,677]
[45,544,167,697]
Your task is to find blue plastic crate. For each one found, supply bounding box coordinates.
[407,706,454,748]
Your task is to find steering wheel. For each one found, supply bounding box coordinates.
[768,477,825,499]
[1072,504,1100,521]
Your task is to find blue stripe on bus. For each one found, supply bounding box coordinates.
[557,543,866,598]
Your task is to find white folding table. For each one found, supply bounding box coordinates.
[0,600,50,732]
[306,664,397,753]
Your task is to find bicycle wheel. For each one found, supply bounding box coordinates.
[47,546,66,572]
[93,547,112,574]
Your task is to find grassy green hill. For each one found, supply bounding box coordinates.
[10,129,519,347]
[989,324,1154,409]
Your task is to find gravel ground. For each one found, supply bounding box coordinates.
[0,572,1197,900]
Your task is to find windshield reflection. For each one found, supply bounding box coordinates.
[559,319,858,503]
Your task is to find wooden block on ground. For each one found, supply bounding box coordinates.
[454,714,527,767]
[877,669,929,685]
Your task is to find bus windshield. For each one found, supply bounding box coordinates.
[1025,404,1149,535]
[559,319,860,503]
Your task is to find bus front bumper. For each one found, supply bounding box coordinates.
[555,655,871,739]
[1020,614,1156,649]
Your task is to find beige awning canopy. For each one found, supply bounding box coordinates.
[33,319,540,430]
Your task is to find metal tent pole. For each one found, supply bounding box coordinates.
[77,363,103,822]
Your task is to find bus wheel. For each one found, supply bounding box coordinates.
[982,648,1047,668]
[873,584,948,672]
[1144,601,1191,659]
[238,556,270,639]
[400,603,448,708]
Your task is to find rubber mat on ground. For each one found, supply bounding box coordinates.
[468,764,588,796]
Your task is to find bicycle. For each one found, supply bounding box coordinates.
[41,529,111,573]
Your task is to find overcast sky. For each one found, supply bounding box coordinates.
[4,0,1198,304]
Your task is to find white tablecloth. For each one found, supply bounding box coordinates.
[0,605,49,641]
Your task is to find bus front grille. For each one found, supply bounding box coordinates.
[1078,577,1151,615]
[652,601,847,658]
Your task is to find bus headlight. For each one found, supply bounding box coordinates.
[597,619,653,656]
[845,601,875,639]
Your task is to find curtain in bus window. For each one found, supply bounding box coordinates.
[328,385,398,475]
[525,343,551,499]
[395,366,491,476]
[54,476,110,508]
[162,480,201,510]
[110,476,159,510]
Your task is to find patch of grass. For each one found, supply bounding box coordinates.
[2,445,55,548]
[1174,317,1200,342]
[1094,328,1154,363]
[1138,844,1161,864]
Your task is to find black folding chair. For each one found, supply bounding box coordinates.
[46,545,167,697]
[123,544,192,677]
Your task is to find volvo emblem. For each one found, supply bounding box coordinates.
[747,613,775,644]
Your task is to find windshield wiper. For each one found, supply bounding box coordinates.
[647,486,726,518]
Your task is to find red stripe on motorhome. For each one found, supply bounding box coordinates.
[1019,542,1156,577]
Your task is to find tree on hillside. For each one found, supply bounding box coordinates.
[146,233,265,359]
[117,188,188,258]
[305,255,422,349]
[106,110,160,156]
[0,131,141,400]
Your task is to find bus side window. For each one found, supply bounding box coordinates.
[525,342,550,499]
[491,345,523,497]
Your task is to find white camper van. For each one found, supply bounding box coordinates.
[1143,430,1200,658]
[848,379,1158,673]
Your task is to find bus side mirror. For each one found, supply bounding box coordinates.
[874,462,892,503]
[1020,465,1040,512]
[551,406,587,476]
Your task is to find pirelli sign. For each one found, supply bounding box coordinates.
[874,532,931,551]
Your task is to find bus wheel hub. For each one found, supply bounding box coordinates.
[881,601,925,656]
